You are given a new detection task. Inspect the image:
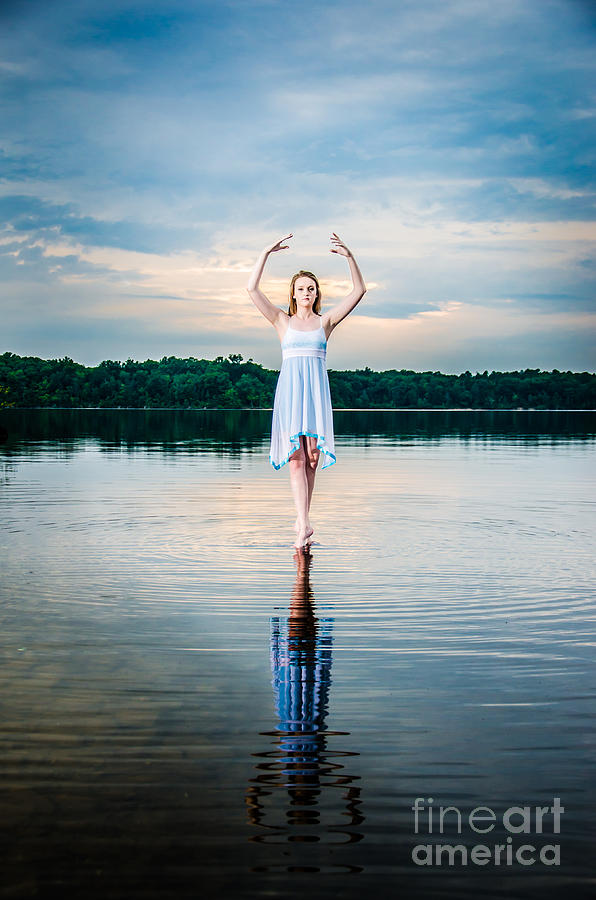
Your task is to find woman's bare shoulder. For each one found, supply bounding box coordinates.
[320,312,334,340]
[273,310,291,340]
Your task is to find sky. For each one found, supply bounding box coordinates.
[1,0,595,374]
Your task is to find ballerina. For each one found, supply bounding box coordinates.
[247,232,366,550]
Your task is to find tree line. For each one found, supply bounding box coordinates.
[0,351,594,409]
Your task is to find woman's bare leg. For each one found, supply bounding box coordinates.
[305,435,320,521]
[288,436,313,548]
[293,436,320,535]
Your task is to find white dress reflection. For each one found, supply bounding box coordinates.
[246,552,364,866]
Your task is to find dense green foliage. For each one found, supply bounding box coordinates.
[1,351,594,409]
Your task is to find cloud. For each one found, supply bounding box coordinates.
[0,0,595,371]
[327,303,596,374]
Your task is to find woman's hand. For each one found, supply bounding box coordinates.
[264,234,293,254]
[330,232,352,258]
[324,233,366,332]
[248,235,293,325]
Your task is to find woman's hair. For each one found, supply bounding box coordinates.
[288,270,322,316]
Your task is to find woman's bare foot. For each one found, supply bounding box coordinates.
[294,518,314,539]
[293,524,314,549]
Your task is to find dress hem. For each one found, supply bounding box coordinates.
[270,430,337,471]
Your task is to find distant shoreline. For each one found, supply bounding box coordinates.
[1,407,595,413]
[2,352,595,410]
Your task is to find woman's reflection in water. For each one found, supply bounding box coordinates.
[246,550,364,870]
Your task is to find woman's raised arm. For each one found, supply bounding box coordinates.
[247,234,293,326]
[324,232,367,332]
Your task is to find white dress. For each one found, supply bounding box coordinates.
[269,319,336,470]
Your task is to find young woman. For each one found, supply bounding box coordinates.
[247,232,366,550]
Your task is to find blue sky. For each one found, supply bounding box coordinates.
[1,0,595,373]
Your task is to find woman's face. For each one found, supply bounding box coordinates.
[293,276,317,309]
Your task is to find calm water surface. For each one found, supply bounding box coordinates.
[1,410,595,899]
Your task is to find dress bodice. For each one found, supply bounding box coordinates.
[281,321,327,359]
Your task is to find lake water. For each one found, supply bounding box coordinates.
[1,409,595,900]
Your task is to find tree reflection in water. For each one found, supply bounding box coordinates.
[246,551,364,871]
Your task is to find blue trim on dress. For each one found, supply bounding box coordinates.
[270,430,337,471]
